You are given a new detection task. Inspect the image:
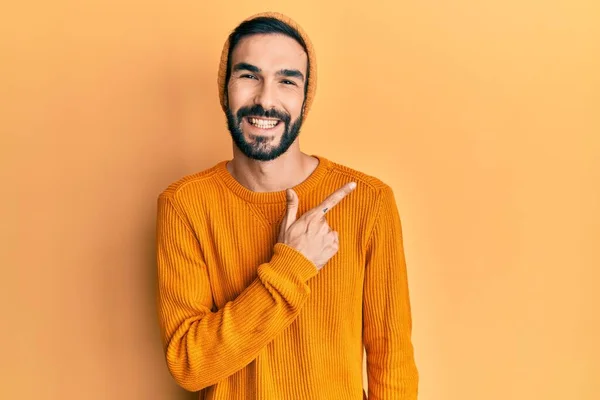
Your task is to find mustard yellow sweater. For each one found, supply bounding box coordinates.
[156,155,419,399]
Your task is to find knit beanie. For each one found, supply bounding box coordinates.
[217,12,317,119]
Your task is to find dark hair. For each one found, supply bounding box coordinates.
[224,17,310,96]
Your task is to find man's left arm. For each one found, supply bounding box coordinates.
[363,185,419,399]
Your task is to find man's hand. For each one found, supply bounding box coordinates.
[277,182,357,270]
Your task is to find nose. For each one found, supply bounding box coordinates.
[253,80,276,110]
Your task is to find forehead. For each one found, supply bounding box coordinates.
[230,33,308,73]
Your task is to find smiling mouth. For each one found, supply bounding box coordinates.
[245,116,282,129]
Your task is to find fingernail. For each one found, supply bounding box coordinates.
[286,189,293,200]
[349,182,357,189]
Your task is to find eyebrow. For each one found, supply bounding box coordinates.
[232,62,305,82]
[232,62,260,74]
[279,69,305,82]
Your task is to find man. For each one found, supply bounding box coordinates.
[156,11,419,399]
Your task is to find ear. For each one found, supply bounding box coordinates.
[223,70,231,109]
[301,95,307,117]
[223,77,231,110]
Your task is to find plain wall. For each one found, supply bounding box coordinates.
[1,0,598,399]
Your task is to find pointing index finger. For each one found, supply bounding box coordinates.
[317,182,357,216]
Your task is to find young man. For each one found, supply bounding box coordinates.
[156,11,419,400]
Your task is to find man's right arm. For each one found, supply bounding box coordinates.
[156,195,317,392]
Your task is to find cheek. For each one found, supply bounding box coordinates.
[227,82,254,110]
[281,90,305,118]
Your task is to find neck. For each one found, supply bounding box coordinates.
[227,146,319,193]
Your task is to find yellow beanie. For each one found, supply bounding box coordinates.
[217,12,317,119]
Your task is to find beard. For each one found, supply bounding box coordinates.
[225,103,303,161]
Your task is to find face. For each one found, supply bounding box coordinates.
[226,33,308,161]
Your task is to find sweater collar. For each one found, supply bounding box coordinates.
[215,154,332,204]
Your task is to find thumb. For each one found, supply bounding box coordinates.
[284,188,299,229]
[278,189,298,242]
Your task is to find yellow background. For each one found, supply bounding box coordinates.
[1,0,598,399]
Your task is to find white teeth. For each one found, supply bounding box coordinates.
[249,117,278,129]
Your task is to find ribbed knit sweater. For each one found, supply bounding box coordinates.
[156,154,419,399]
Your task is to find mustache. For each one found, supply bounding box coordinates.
[236,105,290,124]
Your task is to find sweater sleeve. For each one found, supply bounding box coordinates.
[156,195,318,392]
[363,186,419,399]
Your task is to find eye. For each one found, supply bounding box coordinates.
[281,80,297,86]
[241,74,257,80]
